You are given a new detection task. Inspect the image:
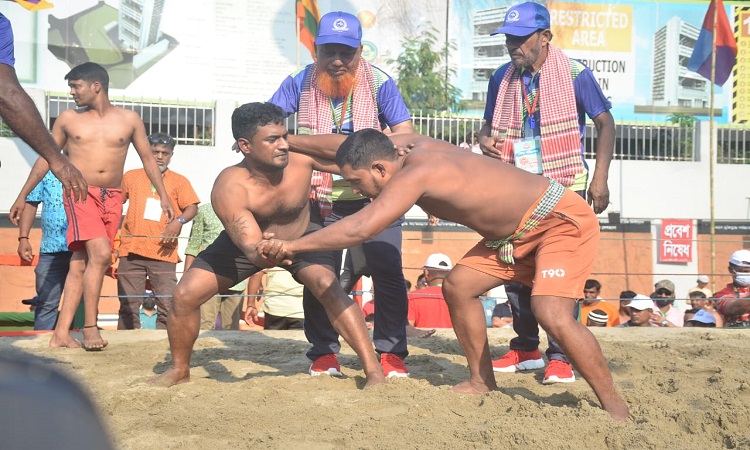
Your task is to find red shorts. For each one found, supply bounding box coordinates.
[63,186,123,252]
[457,189,599,299]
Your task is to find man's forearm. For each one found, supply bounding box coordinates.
[291,217,373,254]
[288,134,346,159]
[0,70,63,164]
[592,114,615,180]
[18,203,37,237]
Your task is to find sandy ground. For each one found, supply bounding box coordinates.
[2,328,749,449]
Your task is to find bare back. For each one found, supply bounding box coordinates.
[374,135,553,240]
[52,107,145,188]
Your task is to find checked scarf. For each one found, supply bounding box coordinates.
[297,59,381,217]
[490,43,583,187]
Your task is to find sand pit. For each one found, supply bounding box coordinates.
[2,328,749,449]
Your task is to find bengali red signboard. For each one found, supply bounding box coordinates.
[659,219,693,263]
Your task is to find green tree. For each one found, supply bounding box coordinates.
[387,26,461,115]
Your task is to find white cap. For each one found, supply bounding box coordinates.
[628,295,655,311]
[729,249,750,268]
[423,253,452,270]
[697,274,709,283]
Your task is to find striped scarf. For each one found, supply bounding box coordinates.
[490,43,583,187]
[298,59,381,217]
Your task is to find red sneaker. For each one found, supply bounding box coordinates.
[309,354,342,377]
[542,359,576,384]
[381,353,410,378]
[492,349,545,373]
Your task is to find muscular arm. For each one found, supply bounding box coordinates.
[211,173,274,269]
[289,132,427,162]
[9,157,48,225]
[388,120,414,134]
[287,134,346,159]
[261,167,423,262]
[0,65,87,200]
[588,110,614,214]
[130,117,174,221]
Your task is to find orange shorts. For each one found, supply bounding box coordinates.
[63,186,123,252]
[457,188,599,299]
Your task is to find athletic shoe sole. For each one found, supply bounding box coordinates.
[308,367,343,377]
[492,358,545,373]
[542,375,576,384]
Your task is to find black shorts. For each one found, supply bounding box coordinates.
[189,218,335,286]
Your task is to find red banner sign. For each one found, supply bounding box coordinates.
[659,219,693,263]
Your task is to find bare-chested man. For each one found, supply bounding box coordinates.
[151,102,384,388]
[257,129,629,420]
[43,62,174,350]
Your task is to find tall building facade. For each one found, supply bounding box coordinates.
[651,16,709,108]
[470,7,510,102]
[119,0,166,52]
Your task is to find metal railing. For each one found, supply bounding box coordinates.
[1,96,749,162]
[718,125,750,164]
[408,111,703,162]
[45,94,215,146]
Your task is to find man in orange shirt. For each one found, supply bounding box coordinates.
[116,133,200,329]
[579,279,619,327]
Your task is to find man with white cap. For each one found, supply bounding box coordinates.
[714,249,750,327]
[475,1,615,384]
[407,253,453,329]
[618,295,657,327]
[269,11,415,378]
[687,274,712,300]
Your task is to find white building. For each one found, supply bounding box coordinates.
[118,0,166,52]
[470,7,509,103]
[651,16,709,109]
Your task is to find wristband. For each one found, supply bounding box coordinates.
[18,236,29,241]
[177,216,187,224]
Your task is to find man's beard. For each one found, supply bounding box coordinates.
[316,70,356,98]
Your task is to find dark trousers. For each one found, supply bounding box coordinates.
[117,254,176,330]
[34,252,72,330]
[303,199,408,360]
[507,189,586,363]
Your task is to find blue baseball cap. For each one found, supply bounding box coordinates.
[688,309,717,325]
[490,2,551,37]
[316,11,362,48]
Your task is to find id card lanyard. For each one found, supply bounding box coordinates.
[521,71,540,137]
[330,92,351,135]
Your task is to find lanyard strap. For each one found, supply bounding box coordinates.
[521,73,540,119]
[329,92,351,134]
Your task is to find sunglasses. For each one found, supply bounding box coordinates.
[148,135,175,146]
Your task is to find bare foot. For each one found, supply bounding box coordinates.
[363,370,387,389]
[149,367,191,387]
[452,379,496,395]
[81,327,108,351]
[406,325,436,338]
[49,332,82,349]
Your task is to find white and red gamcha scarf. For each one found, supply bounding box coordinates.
[490,43,583,186]
[298,59,381,217]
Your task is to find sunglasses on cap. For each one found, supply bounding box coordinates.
[148,135,175,146]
